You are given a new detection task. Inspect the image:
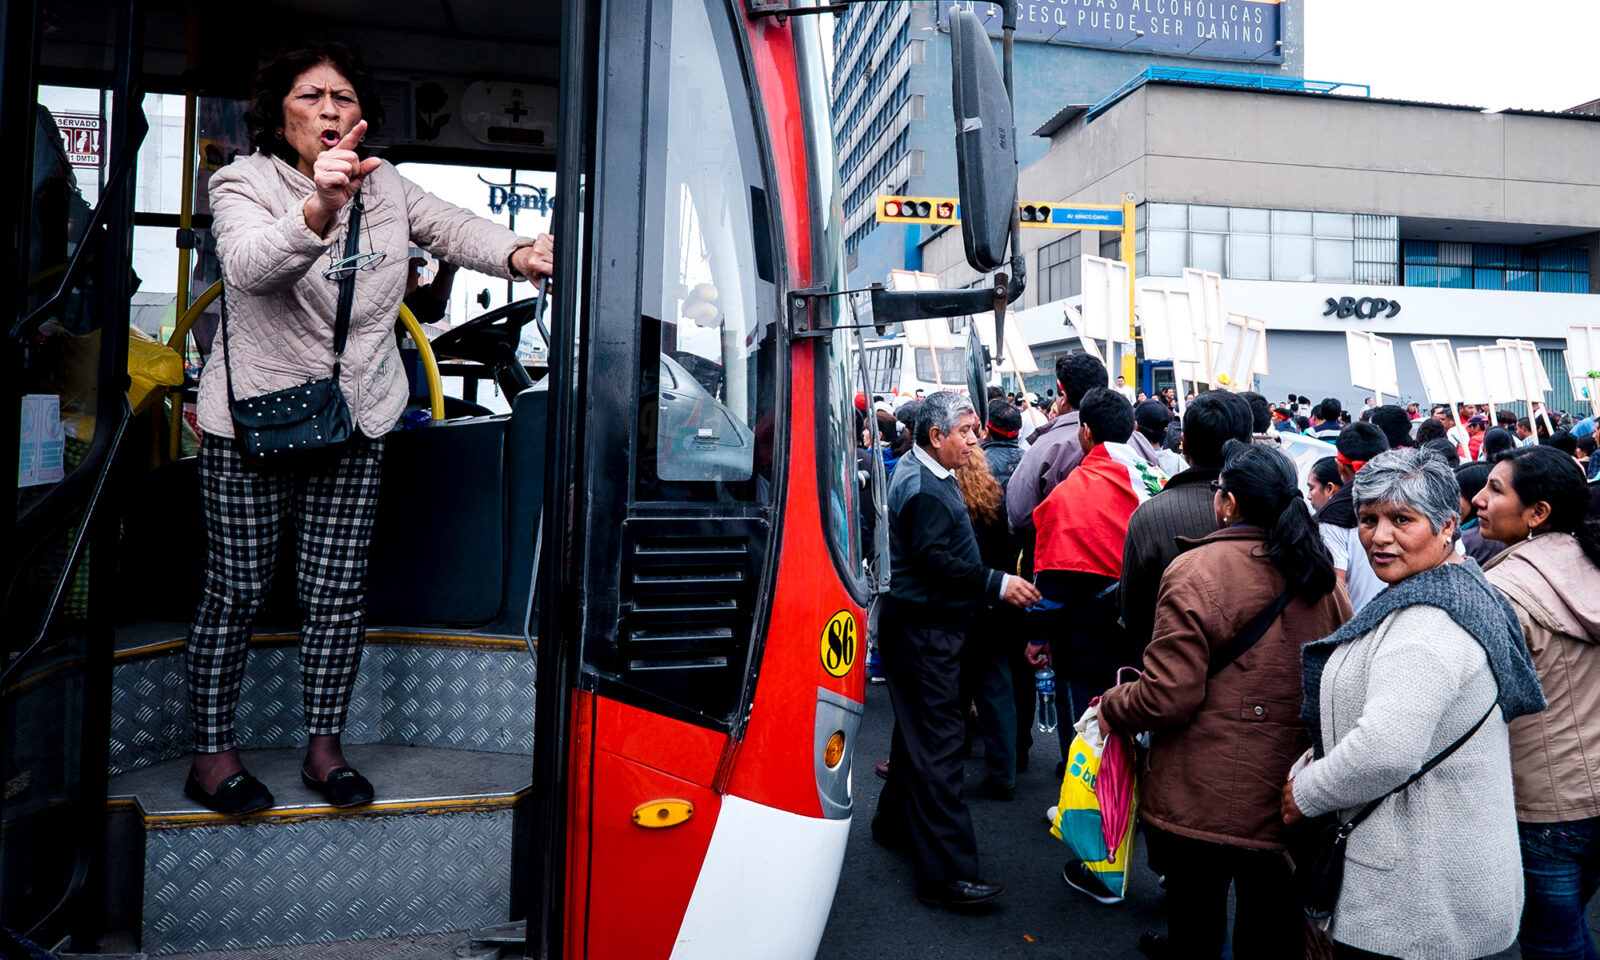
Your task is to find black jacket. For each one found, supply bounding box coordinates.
[982,438,1024,493]
[1117,466,1222,650]
[887,449,1005,626]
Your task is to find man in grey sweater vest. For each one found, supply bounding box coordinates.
[872,391,1039,909]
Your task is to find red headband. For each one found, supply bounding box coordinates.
[1336,452,1369,473]
[987,424,1018,439]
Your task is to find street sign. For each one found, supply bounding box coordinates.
[875,196,1126,230]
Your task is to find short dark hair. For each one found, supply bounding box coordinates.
[1336,421,1389,461]
[1423,437,1461,469]
[1499,410,1519,427]
[1370,405,1415,449]
[1055,353,1109,409]
[1295,415,1311,432]
[1579,434,1598,457]
[1414,418,1447,444]
[986,399,1021,435]
[1432,404,1453,421]
[246,41,386,165]
[1077,388,1134,445]
[1546,429,1579,456]
[1181,390,1253,468]
[1310,456,1341,487]
[1483,426,1518,460]
[1317,398,1342,422]
[1239,392,1272,434]
[986,385,1005,402]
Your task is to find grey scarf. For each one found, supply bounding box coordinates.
[1301,559,1546,756]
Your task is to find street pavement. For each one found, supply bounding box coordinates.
[818,681,1577,960]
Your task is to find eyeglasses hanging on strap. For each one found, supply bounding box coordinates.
[322,193,392,281]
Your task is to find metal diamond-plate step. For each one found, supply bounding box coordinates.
[109,746,528,956]
[109,639,536,775]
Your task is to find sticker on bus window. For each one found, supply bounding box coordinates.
[820,611,857,679]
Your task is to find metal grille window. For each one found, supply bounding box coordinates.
[1038,234,1080,303]
[1402,240,1588,293]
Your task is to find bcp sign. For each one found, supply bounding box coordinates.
[1324,296,1402,320]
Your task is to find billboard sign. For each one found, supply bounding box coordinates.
[939,0,1286,64]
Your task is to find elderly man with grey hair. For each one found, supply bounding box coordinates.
[1283,448,1545,959]
[872,391,1040,910]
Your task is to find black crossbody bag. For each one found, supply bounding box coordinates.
[223,192,362,461]
[1300,700,1495,923]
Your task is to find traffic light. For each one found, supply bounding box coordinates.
[876,195,961,226]
[1019,202,1052,223]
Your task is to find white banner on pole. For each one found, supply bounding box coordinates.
[1461,344,1516,406]
[1215,314,1267,389]
[1409,339,1466,406]
[1081,255,1133,346]
[1346,331,1399,402]
[1496,339,1553,395]
[1138,285,1202,364]
[1566,324,1600,415]
[1182,268,1225,383]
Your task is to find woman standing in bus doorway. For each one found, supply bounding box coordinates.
[184,41,552,814]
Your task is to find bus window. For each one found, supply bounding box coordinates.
[864,343,900,395]
[637,0,775,495]
[935,347,965,386]
[913,347,936,384]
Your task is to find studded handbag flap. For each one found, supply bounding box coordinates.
[223,191,362,462]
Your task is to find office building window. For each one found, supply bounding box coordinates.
[1402,240,1589,294]
[1136,204,1397,283]
[1038,234,1080,303]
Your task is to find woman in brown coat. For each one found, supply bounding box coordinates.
[1099,441,1351,959]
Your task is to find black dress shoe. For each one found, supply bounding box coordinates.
[1137,932,1173,959]
[916,879,1003,908]
[301,766,375,808]
[184,769,274,815]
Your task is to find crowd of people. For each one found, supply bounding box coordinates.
[861,358,1600,960]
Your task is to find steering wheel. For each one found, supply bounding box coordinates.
[429,293,546,397]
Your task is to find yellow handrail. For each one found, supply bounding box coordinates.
[162,281,448,460]
[397,303,447,422]
[165,280,223,461]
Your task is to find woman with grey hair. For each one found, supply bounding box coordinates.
[1281,448,1546,959]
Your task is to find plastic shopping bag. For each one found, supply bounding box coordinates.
[1049,700,1139,901]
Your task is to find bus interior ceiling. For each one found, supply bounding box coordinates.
[36,0,569,635]
[45,0,562,99]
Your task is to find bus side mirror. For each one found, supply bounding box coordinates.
[949,9,1016,274]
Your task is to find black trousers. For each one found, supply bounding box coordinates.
[1145,825,1302,960]
[873,607,980,888]
[960,610,1017,788]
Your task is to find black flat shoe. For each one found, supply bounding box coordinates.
[301,766,375,808]
[184,769,274,815]
[916,879,1003,909]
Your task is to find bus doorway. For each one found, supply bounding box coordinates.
[3,1,874,957]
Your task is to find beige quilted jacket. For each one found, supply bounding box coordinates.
[198,151,533,438]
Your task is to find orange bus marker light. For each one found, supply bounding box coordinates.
[632,799,694,828]
[824,731,846,769]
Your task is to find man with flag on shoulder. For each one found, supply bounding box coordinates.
[1024,389,1165,804]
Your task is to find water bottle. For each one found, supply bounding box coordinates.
[1034,667,1058,734]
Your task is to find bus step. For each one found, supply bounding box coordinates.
[107,745,529,956]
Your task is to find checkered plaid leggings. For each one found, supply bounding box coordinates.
[187,433,385,753]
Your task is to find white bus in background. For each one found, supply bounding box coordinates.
[861,270,1040,401]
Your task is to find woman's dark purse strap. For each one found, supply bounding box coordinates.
[1300,698,1496,922]
[222,190,363,404]
[1207,588,1294,677]
[1342,699,1496,833]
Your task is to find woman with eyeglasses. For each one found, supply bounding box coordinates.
[183,41,552,815]
[1097,442,1349,958]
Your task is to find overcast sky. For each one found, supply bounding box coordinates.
[1302,0,1600,112]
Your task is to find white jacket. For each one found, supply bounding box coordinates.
[199,152,533,438]
[1292,605,1521,960]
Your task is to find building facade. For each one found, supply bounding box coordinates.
[830,0,1306,288]
[920,77,1600,413]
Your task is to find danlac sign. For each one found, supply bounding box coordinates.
[939,0,1285,64]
